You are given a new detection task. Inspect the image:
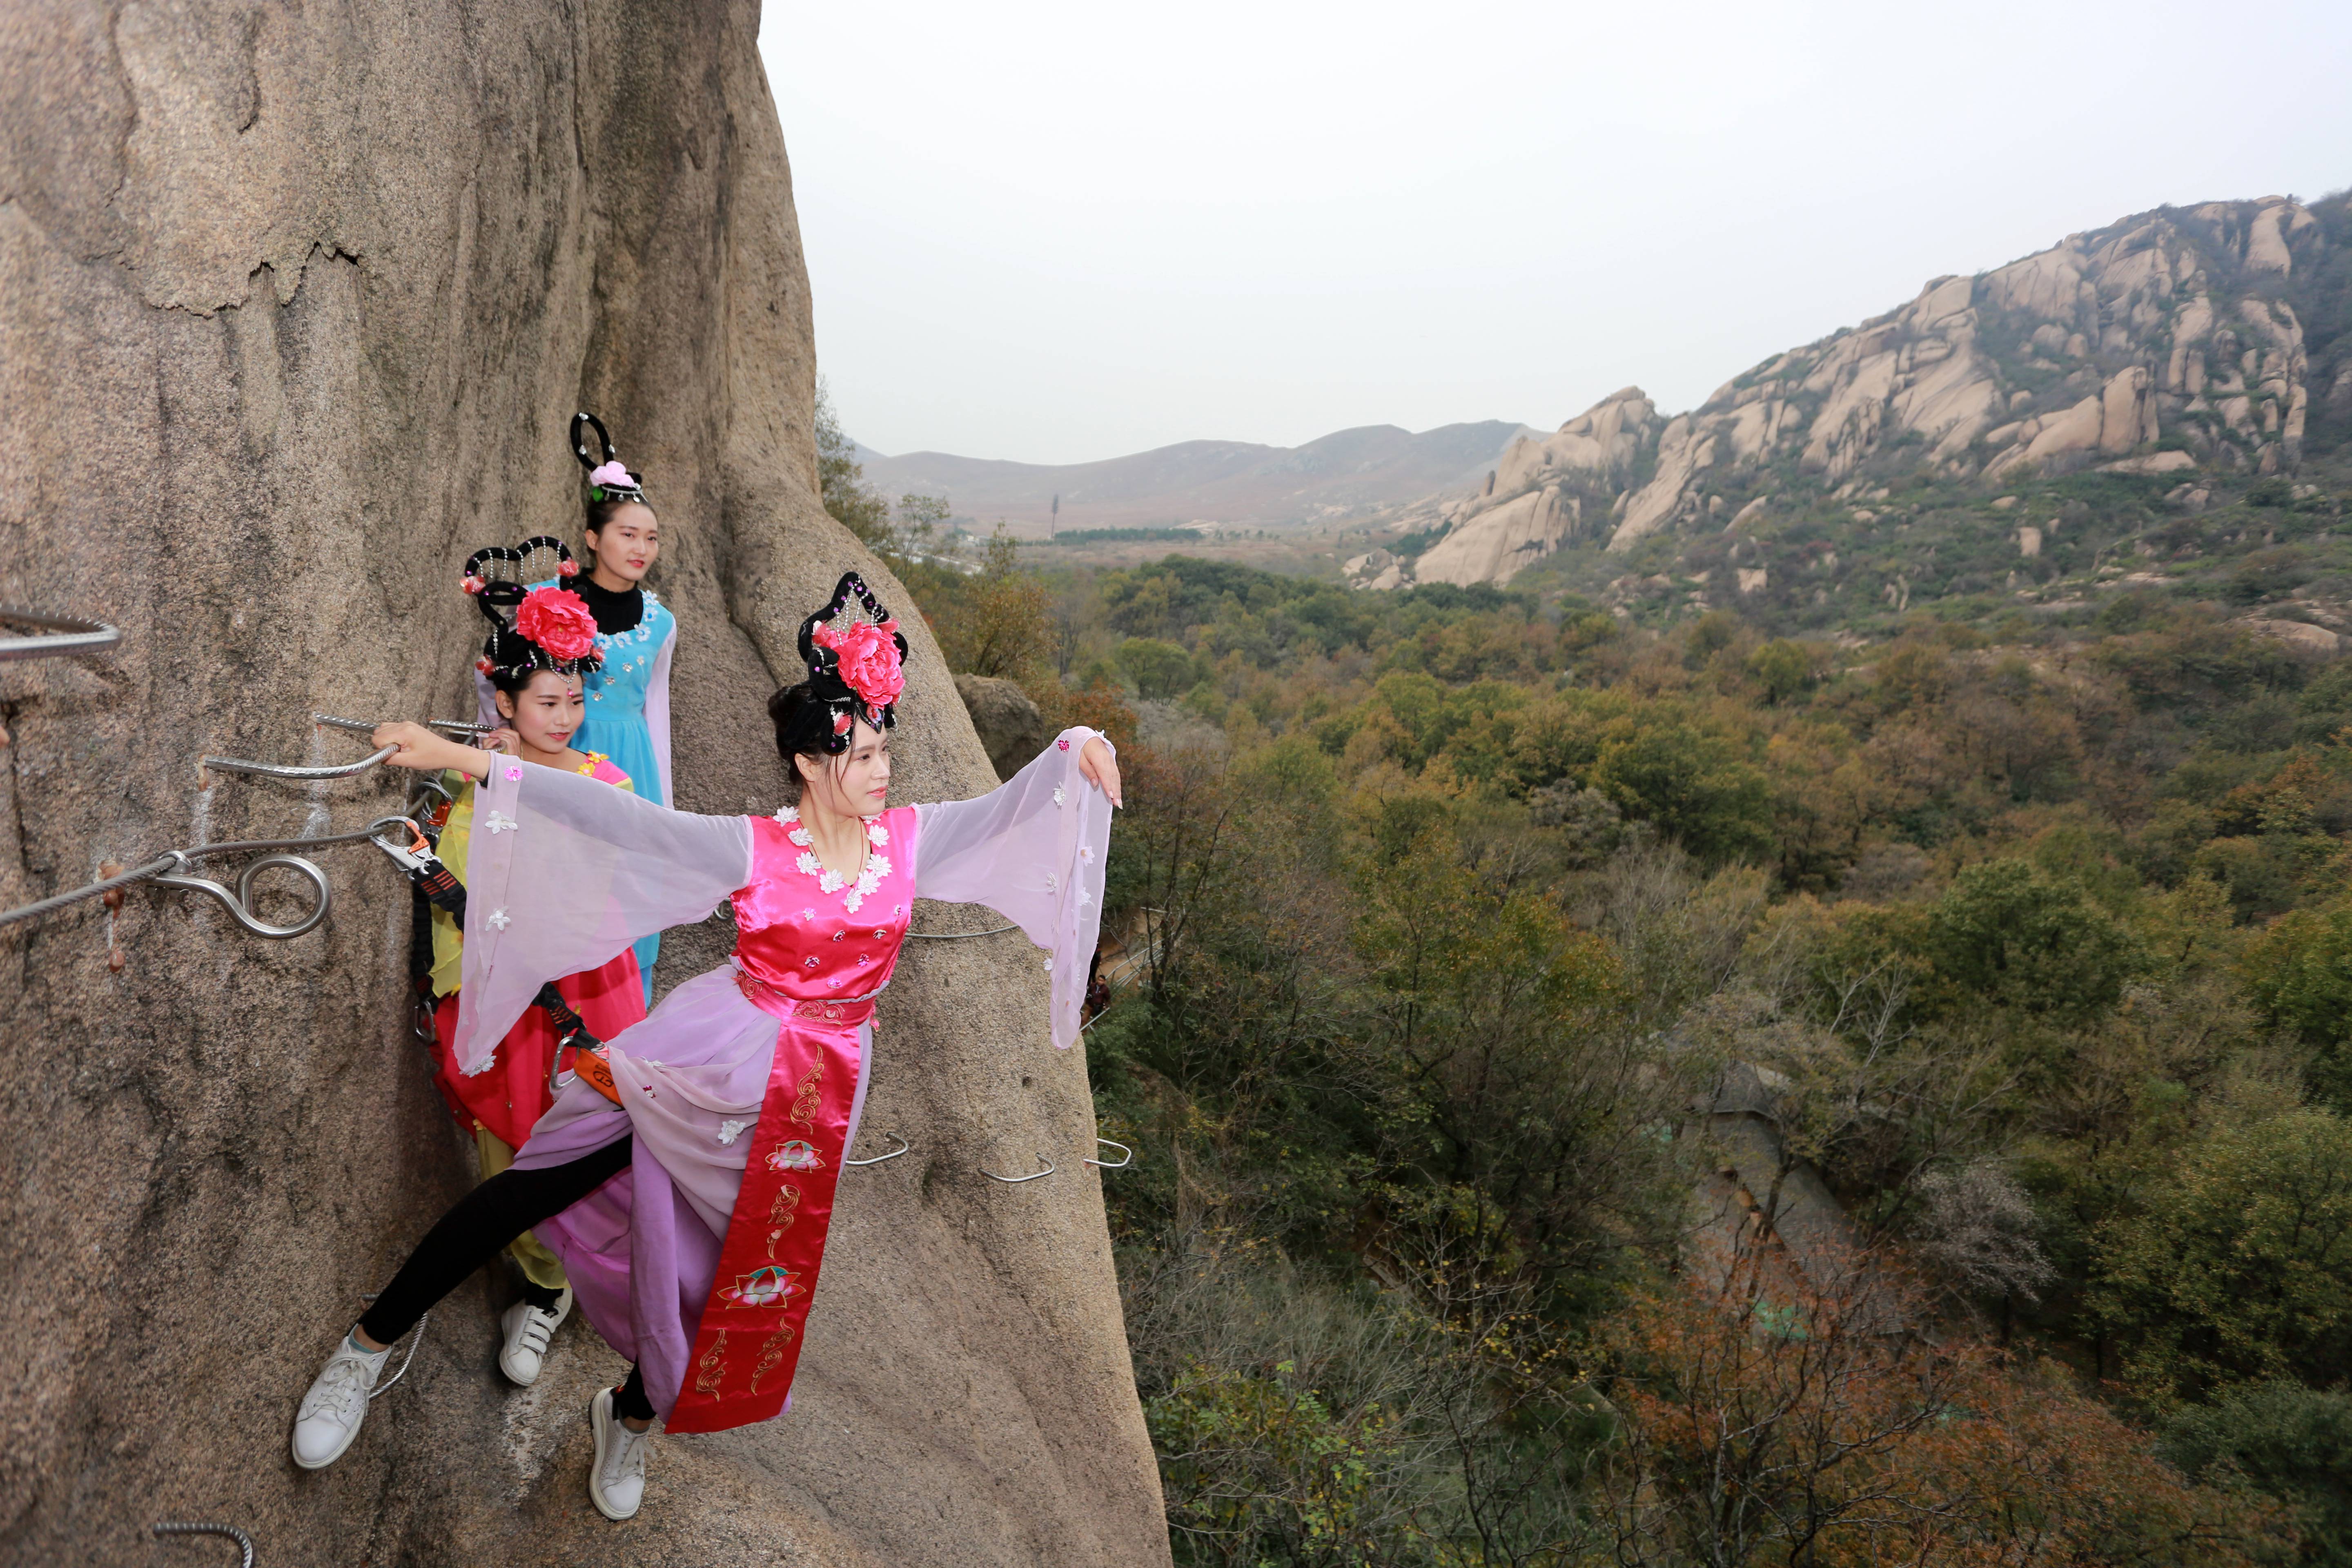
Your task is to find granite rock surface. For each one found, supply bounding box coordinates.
[0,3,1166,1563]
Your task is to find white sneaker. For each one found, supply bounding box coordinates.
[588,1385,651,1521]
[498,1289,572,1387]
[291,1334,391,1469]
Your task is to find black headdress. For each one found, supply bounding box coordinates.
[775,572,910,755]
[462,536,605,687]
[572,411,647,505]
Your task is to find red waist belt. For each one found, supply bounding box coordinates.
[563,970,877,1110]
[732,967,879,1027]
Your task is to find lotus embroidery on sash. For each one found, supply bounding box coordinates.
[766,1140,824,1173]
[718,1265,800,1310]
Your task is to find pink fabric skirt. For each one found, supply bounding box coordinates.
[510,964,871,1420]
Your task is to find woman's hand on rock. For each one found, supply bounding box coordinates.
[1079,735,1123,809]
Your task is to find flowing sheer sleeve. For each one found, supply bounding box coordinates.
[473,669,500,730]
[452,760,753,1074]
[644,621,676,806]
[914,727,1113,1049]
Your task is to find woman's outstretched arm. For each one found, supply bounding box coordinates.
[384,722,756,1073]
[914,728,1118,1048]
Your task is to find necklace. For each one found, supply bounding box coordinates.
[776,807,892,914]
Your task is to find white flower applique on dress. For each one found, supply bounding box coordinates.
[717,1120,749,1147]
[482,811,519,835]
[778,806,892,911]
[484,908,512,931]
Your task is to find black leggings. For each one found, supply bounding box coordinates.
[359,1136,653,1421]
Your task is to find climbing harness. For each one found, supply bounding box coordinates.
[0,607,120,662]
[367,822,624,1100]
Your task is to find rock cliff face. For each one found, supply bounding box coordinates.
[1393,195,2350,587]
[0,4,1165,1564]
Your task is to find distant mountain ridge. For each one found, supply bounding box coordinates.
[854,420,1534,532]
[1376,192,2352,588]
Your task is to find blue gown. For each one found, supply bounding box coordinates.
[484,582,677,1003]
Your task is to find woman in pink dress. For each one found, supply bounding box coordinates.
[287,572,1121,1523]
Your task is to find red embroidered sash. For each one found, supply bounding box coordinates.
[664,986,871,1434]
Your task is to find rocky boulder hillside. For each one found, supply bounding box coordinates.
[1373,194,2350,591]
[0,4,1165,1564]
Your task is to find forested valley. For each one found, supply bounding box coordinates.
[828,414,2352,1566]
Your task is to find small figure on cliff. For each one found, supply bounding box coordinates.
[291,570,1122,1523]
[478,412,678,1004]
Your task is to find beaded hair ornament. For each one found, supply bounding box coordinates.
[780,571,909,755]
[461,536,604,684]
[572,410,646,505]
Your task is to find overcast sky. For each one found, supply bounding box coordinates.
[759,1,2352,466]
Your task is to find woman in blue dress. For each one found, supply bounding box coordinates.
[479,414,677,1002]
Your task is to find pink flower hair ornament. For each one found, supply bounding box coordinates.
[783,572,913,755]
[572,413,647,503]
[811,616,906,711]
[513,586,601,664]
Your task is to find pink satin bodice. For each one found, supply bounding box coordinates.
[730,805,919,1002]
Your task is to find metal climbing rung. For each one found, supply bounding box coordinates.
[0,607,120,662]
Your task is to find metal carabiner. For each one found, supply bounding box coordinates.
[846,1132,910,1167]
[368,818,437,877]
[1084,1138,1134,1170]
[149,850,331,939]
[547,1038,586,1098]
[410,772,457,812]
[981,1152,1056,1185]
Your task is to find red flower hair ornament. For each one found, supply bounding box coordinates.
[513,586,601,664]
[782,573,912,755]
[811,616,906,711]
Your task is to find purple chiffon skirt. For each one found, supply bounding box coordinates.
[510,964,871,1419]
